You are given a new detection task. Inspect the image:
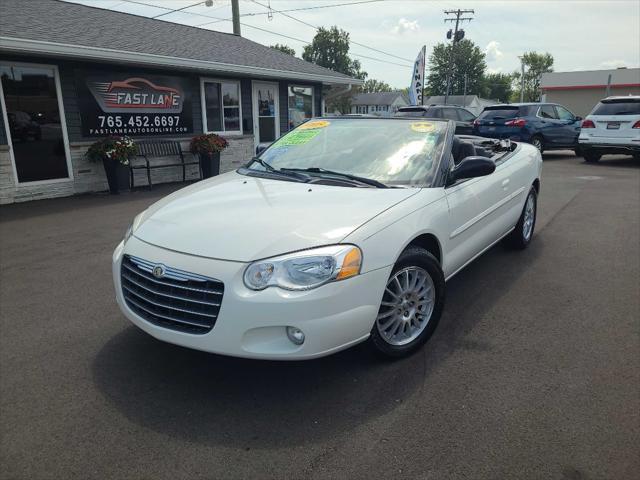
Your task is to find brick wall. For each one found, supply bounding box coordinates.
[0,135,254,204]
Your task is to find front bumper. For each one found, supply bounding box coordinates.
[112,237,392,360]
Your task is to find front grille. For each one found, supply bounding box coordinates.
[120,255,224,334]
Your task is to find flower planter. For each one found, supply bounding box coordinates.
[102,158,130,194]
[199,151,221,179]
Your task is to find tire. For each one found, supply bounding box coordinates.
[504,186,537,250]
[574,146,583,157]
[370,247,445,358]
[583,151,601,163]
[530,135,544,154]
[632,153,640,161]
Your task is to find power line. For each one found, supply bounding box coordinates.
[117,0,412,69]
[152,1,205,19]
[249,0,413,64]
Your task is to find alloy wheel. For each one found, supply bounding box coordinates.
[376,267,435,346]
[523,193,535,241]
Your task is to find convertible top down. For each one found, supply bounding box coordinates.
[113,117,542,359]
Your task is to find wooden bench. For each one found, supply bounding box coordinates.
[131,140,200,188]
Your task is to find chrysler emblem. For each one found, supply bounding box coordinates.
[152,264,166,279]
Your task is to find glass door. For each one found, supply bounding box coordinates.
[252,82,279,148]
[0,63,71,183]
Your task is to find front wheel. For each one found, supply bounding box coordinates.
[370,247,445,358]
[504,187,537,249]
[530,135,544,154]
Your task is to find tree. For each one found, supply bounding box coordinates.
[481,72,514,103]
[302,26,367,80]
[512,51,554,102]
[360,79,393,93]
[270,44,295,56]
[303,26,368,113]
[426,39,486,96]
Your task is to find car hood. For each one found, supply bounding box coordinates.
[134,172,420,261]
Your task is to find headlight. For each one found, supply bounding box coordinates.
[124,223,133,243]
[244,245,362,291]
[124,211,145,244]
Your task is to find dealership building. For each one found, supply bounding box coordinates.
[0,0,359,204]
[540,67,640,117]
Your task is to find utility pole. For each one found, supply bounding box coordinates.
[519,56,525,102]
[463,73,468,107]
[231,0,241,36]
[444,8,474,105]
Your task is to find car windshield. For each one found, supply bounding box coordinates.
[592,99,640,116]
[479,107,520,120]
[395,108,428,117]
[248,118,449,187]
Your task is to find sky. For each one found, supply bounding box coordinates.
[65,0,640,89]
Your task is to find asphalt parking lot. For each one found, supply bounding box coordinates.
[1,152,638,480]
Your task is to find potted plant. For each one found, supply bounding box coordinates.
[86,136,137,194]
[190,133,229,179]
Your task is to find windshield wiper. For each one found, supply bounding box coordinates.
[281,167,388,188]
[246,157,309,182]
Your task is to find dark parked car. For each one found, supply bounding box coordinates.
[472,103,582,154]
[395,105,476,135]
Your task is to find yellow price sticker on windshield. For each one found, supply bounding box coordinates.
[411,122,435,133]
[300,120,330,130]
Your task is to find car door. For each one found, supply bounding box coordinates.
[536,104,562,145]
[444,152,515,276]
[455,108,476,135]
[554,105,581,146]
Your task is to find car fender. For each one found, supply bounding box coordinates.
[343,188,452,276]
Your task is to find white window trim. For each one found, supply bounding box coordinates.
[0,61,74,187]
[251,80,280,150]
[287,84,315,129]
[200,77,243,135]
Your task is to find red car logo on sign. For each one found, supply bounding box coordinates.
[88,77,184,114]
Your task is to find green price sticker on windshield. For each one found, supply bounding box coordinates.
[273,129,321,147]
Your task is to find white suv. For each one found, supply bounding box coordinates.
[578,95,640,162]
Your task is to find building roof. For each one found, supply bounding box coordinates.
[423,95,497,107]
[0,0,359,85]
[351,92,407,105]
[540,68,640,91]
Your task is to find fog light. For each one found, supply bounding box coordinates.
[286,326,305,345]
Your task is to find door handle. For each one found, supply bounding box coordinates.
[501,179,510,189]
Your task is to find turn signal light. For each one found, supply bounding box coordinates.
[505,118,526,127]
[581,119,596,128]
[336,247,362,280]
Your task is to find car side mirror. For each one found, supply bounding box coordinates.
[255,143,270,155]
[448,156,496,186]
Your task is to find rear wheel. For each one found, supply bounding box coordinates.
[530,135,544,154]
[370,247,445,358]
[504,187,537,250]
[584,150,601,163]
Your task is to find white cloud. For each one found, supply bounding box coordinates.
[599,59,628,69]
[391,18,420,35]
[485,41,503,62]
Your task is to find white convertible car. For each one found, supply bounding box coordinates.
[113,117,542,359]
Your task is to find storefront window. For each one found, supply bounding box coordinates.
[288,85,313,129]
[201,79,241,133]
[0,64,70,183]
